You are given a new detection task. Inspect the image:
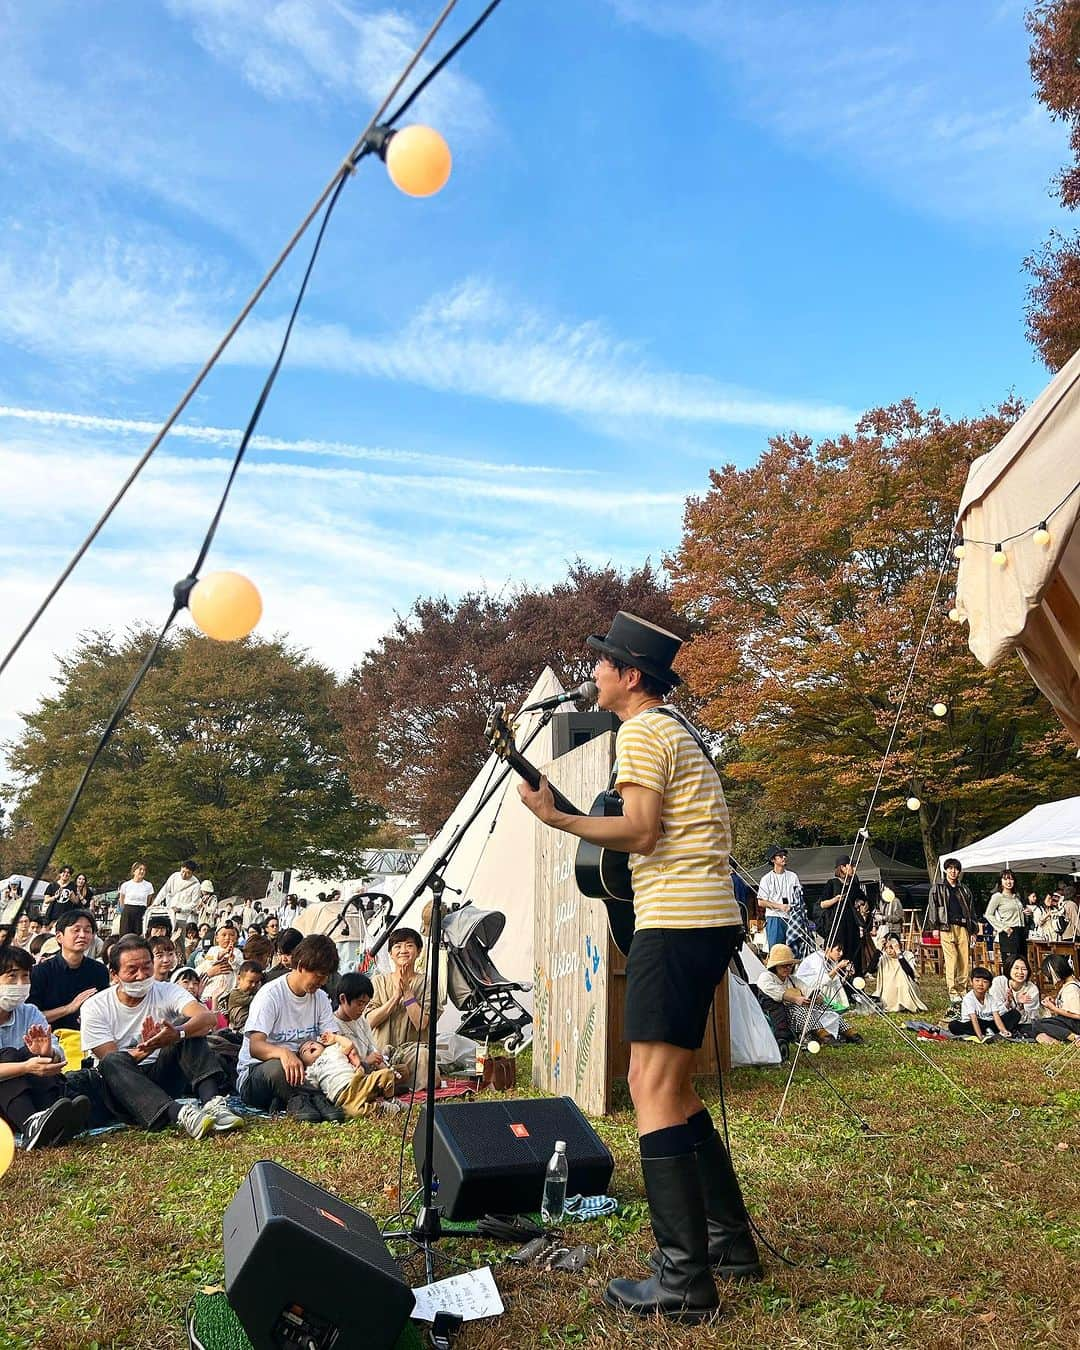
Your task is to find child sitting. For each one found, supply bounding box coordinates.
[297,1037,400,1117]
[948,966,1021,1041]
[876,934,927,1013]
[171,968,203,1000]
[219,962,263,1033]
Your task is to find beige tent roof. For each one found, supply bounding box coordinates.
[955,346,1080,744]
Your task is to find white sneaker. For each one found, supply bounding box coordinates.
[177,1102,214,1140]
[204,1095,244,1133]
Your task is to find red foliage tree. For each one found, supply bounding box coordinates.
[1024,2,1080,368]
[668,400,1076,872]
[337,561,680,835]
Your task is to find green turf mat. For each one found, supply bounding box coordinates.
[187,1291,424,1350]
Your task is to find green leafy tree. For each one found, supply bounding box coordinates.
[669,400,1077,872]
[337,560,681,834]
[5,629,383,894]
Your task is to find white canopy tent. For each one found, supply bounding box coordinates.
[955,347,1080,743]
[949,796,1080,875]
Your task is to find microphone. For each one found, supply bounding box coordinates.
[521,680,598,713]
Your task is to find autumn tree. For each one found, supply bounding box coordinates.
[1024,2,1080,368]
[5,629,383,894]
[337,561,680,834]
[669,400,1076,873]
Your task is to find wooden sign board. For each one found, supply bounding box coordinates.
[532,732,730,1116]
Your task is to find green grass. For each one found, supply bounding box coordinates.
[1,978,1078,1349]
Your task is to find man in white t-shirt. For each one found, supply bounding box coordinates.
[757,847,801,949]
[81,936,243,1139]
[237,934,341,1121]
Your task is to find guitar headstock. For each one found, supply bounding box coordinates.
[484,702,518,762]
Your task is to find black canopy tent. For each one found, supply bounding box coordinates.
[748,844,930,904]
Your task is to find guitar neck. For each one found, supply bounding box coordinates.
[504,748,582,818]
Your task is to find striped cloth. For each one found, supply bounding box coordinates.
[614,708,740,931]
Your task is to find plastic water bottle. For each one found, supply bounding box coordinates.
[541,1140,568,1224]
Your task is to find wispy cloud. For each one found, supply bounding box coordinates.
[166,0,491,136]
[608,0,1067,229]
[0,403,597,478]
[0,237,857,434]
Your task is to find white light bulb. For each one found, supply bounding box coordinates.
[807,1039,821,1055]
[852,976,866,991]
[1033,525,1051,547]
[993,547,1007,569]
[953,544,965,560]
[932,702,947,717]
[906,796,921,811]
[948,607,961,623]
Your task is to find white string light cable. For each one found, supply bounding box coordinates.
[774,529,997,1125]
[5,0,508,918]
[0,0,507,685]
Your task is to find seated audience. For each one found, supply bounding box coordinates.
[0,945,97,1148]
[197,924,242,1009]
[240,935,273,971]
[298,1038,399,1118]
[219,962,263,1032]
[236,934,341,1119]
[144,915,172,944]
[876,934,927,1013]
[332,972,392,1074]
[795,940,864,1043]
[172,968,202,1000]
[369,928,433,1090]
[261,928,304,983]
[11,914,33,950]
[29,911,110,1067]
[989,958,1040,1037]
[149,938,179,984]
[755,943,859,1048]
[947,966,1021,1041]
[1036,955,1080,1045]
[81,936,243,1139]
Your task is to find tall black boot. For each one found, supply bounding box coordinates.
[604,1152,718,1322]
[649,1129,762,1279]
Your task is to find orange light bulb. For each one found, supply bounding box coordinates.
[189,571,262,641]
[385,125,452,197]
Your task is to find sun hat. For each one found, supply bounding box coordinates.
[765,943,797,970]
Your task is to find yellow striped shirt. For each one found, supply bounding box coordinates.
[615,708,740,930]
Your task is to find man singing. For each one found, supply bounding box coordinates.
[517,612,756,1322]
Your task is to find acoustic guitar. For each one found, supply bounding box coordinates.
[484,704,636,957]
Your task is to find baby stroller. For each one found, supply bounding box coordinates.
[442,901,533,1051]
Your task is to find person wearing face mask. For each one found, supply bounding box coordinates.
[80,935,243,1139]
[0,945,97,1149]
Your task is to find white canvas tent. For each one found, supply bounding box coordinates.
[955,347,1080,743]
[391,667,567,1005]
[950,796,1080,874]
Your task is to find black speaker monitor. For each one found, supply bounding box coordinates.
[413,1097,614,1220]
[223,1160,414,1350]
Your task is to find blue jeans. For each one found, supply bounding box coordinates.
[765,916,788,949]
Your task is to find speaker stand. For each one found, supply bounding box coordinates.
[372,702,558,1286]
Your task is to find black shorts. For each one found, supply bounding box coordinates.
[623,925,742,1049]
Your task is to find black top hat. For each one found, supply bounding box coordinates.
[586,611,683,688]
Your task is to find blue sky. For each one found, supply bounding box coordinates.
[0,0,1067,762]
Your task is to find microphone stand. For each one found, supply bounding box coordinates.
[375,701,565,1284]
